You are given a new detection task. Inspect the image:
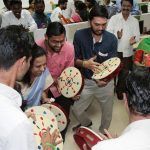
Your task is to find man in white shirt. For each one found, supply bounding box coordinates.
[92,67,150,150]
[0,25,61,150]
[116,0,141,15]
[107,0,140,100]
[50,0,68,22]
[1,0,37,32]
[0,0,11,27]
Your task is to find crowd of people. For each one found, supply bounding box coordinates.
[0,0,150,150]
[0,0,142,27]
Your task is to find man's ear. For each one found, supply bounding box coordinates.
[17,56,26,70]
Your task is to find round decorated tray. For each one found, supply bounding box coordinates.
[42,103,68,132]
[58,67,83,98]
[92,57,121,81]
[26,106,63,150]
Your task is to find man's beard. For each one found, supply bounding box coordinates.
[47,41,61,53]
[51,47,61,53]
[91,28,104,36]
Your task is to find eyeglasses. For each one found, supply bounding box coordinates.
[48,38,65,46]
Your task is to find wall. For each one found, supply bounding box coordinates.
[33,21,90,42]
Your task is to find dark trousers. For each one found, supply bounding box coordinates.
[116,52,133,93]
[48,91,74,140]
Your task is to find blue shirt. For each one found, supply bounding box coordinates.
[73,28,118,79]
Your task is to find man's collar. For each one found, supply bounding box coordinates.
[12,10,24,19]
[92,33,103,44]
[0,83,22,107]
[120,12,132,20]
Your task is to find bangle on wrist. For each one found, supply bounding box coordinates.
[45,143,56,150]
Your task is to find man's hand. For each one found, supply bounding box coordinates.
[134,61,145,67]
[129,36,136,45]
[94,79,108,87]
[117,29,123,39]
[41,128,63,150]
[99,129,117,140]
[42,98,55,104]
[25,112,36,121]
[72,95,80,101]
[83,56,100,73]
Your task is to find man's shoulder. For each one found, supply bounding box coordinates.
[22,9,31,15]
[63,41,74,52]
[0,98,28,123]
[104,30,117,41]
[109,13,120,21]
[129,15,138,23]
[0,7,8,15]
[2,10,12,17]
[22,9,32,18]
[75,28,90,34]
[74,28,90,39]
[36,38,45,47]
[32,12,36,18]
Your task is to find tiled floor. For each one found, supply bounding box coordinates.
[64,95,129,150]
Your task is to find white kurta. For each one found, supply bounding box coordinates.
[1,9,37,32]
[50,7,62,22]
[107,13,140,57]
[0,83,36,150]
[92,119,150,150]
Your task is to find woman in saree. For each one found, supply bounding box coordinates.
[19,44,54,109]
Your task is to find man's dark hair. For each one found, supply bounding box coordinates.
[86,0,97,9]
[121,0,133,6]
[29,0,34,4]
[3,0,12,10]
[89,5,108,20]
[0,25,34,70]
[9,0,22,6]
[126,67,150,116]
[58,0,67,5]
[75,1,89,21]
[34,0,45,5]
[46,22,66,37]
[3,0,8,6]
